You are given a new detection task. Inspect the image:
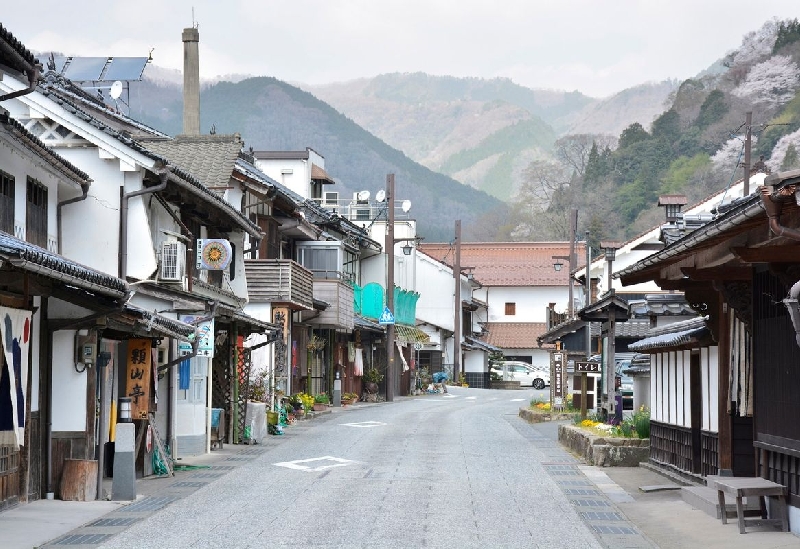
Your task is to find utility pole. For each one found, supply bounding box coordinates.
[743,111,752,195]
[385,174,395,402]
[585,230,591,359]
[453,219,462,385]
[567,209,578,318]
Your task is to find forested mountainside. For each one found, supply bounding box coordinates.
[125,18,800,245]
[303,74,675,201]
[479,18,800,246]
[127,75,504,242]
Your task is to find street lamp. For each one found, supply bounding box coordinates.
[599,240,621,419]
[552,254,574,318]
[600,241,622,294]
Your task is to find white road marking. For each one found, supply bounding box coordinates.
[339,421,386,428]
[465,396,477,400]
[442,394,457,398]
[510,398,525,402]
[274,456,357,472]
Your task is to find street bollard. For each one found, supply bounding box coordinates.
[333,370,342,407]
[112,422,136,501]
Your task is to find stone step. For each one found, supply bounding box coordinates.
[681,485,761,519]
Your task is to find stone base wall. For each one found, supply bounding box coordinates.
[558,424,649,467]
[519,408,576,423]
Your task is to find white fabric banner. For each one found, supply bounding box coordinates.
[0,306,33,449]
[353,347,364,376]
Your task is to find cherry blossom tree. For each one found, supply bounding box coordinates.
[732,55,800,106]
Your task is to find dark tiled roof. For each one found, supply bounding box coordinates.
[464,336,501,352]
[0,23,38,73]
[628,317,709,351]
[139,134,244,191]
[38,73,169,139]
[123,305,195,341]
[234,158,304,205]
[615,319,653,338]
[0,231,127,296]
[354,315,384,333]
[0,110,91,185]
[419,242,585,287]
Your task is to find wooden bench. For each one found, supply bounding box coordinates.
[710,477,788,534]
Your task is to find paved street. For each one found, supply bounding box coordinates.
[78,387,621,549]
[19,386,800,548]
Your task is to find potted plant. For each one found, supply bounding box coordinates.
[342,392,359,405]
[313,393,330,411]
[362,366,384,394]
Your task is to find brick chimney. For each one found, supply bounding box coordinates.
[182,27,200,135]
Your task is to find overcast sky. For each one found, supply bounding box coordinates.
[4,1,798,97]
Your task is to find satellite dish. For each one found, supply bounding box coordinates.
[401,200,412,213]
[109,80,123,100]
[375,189,386,202]
[357,190,370,201]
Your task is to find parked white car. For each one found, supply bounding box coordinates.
[491,361,550,389]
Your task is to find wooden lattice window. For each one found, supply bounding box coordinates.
[0,170,14,234]
[26,177,47,247]
[505,302,516,316]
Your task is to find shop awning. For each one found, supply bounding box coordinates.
[395,324,430,344]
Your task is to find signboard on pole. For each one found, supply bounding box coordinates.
[178,314,215,358]
[575,361,601,373]
[550,351,566,411]
[378,307,395,325]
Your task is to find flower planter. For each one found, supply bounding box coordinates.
[312,403,327,412]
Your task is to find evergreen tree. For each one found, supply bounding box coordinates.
[618,122,650,149]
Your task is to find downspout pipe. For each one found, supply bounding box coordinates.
[57,183,90,255]
[120,169,169,279]
[0,65,39,103]
[760,185,800,241]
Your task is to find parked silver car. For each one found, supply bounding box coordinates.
[490,361,550,389]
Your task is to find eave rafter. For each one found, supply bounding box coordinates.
[732,244,800,263]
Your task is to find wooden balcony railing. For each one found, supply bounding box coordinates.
[244,259,313,310]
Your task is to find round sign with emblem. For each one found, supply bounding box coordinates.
[145,425,153,453]
[413,342,423,351]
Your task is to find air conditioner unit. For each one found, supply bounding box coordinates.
[160,240,186,281]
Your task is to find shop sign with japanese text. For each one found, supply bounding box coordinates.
[126,338,152,419]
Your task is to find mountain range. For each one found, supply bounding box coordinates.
[119,17,800,244]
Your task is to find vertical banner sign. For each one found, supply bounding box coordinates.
[0,307,32,449]
[126,339,152,419]
[550,351,566,410]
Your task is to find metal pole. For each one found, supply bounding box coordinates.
[585,231,591,359]
[453,220,462,385]
[385,174,395,402]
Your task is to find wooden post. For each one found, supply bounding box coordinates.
[581,373,588,420]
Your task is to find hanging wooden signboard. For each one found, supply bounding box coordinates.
[125,338,152,419]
